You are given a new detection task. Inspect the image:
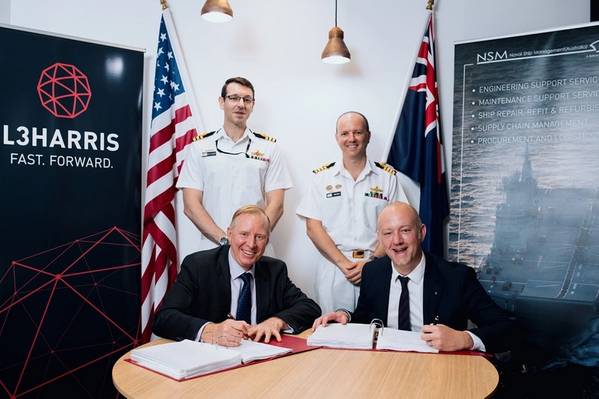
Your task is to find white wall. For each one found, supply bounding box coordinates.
[9,0,590,298]
[0,0,10,24]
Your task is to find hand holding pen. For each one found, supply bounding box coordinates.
[201,313,249,347]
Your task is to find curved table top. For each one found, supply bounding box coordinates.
[113,338,498,399]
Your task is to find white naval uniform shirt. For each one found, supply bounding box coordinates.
[177,128,293,238]
[296,159,408,252]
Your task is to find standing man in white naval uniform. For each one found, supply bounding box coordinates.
[177,77,293,251]
[297,111,408,313]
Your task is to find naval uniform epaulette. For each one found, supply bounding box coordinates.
[312,162,336,174]
[192,131,216,142]
[375,161,397,175]
[253,132,277,142]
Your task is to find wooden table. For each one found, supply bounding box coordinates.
[112,337,499,399]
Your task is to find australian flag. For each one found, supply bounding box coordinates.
[386,13,449,257]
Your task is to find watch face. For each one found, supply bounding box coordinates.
[219,237,229,246]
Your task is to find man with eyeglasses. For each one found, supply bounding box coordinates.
[177,77,292,252]
[296,111,408,313]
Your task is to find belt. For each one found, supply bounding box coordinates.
[351,249,367,259]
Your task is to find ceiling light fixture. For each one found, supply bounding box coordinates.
[321,0,351,64]
[201,0,233,23]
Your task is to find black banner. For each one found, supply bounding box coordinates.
[451,23,599,394]
[0,26,142,398]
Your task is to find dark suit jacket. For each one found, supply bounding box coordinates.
[352,253,514,353]
[153,246,321,341]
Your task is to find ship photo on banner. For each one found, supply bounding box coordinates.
[451,23,599,371]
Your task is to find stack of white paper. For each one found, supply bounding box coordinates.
[308,323,439,353]
[377,328,438,353]
[130,339,293,380]
[131,340,242,380]
[307,323,374,349]
[236,339,292,363]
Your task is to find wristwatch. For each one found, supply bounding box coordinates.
[218,236,229,246]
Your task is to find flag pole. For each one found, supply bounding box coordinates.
[160,0,168,10]
[426,0,434,11]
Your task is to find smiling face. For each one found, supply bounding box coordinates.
[227,212,269,270]
[377,202,426,275]
[335,112,370,160]
[219,82,254,128]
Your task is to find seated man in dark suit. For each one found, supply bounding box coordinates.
[154,205,321,346]
[313,201,514,353]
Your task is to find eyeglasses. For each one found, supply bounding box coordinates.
[225,95,254,105]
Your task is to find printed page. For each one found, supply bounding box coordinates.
[307,323,373,349]
[237,339,292,363]
[376,328,438,353]
[130,340,241,380]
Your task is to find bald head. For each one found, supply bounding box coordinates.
[377,201,426,275]
[377,202,422,230]
[335,111,370,134]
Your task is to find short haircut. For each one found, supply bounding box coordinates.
[336,111,370,134]
[230,205,271,231]
[221,77,255,99]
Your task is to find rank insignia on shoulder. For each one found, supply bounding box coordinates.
[312,162,336,174]
[248,149,270,162]
[375,161,397,175]
[253,132,277,142]
[192,131,216,142]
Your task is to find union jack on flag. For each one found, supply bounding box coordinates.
[140,8,201,342]
[386,12,449,256]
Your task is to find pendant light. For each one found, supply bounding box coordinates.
[321,0,351,64]
[201,0,233,23]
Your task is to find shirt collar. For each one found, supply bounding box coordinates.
[391,254,426,284]
[333,158,374,180]
[218,127,250,144]
[228,248,255,279]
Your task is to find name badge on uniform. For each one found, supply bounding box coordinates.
[325,184,341,198]
[201,150,217,157]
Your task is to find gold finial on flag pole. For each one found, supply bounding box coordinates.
[160,0,168,10]
[426,0,434,11]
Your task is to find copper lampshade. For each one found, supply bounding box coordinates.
[201,0,233,23]
[321,26,351,64]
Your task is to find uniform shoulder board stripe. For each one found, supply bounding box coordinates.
[375,161,397,175]
[312,162,336,174]
[253,132,277,142]
[192,131,215,142]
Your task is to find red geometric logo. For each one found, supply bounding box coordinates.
[37,63,92,119]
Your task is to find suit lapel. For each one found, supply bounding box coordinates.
[254,260,269,323]
[376,258,393,325]
[216,247,233,315]
[422,254,443,325]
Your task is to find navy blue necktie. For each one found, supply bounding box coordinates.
[398,276,411,331]
[236,272,252,324]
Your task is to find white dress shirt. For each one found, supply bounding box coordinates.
[197,249,257,341]
[386,256,486,351]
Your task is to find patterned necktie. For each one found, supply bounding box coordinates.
[398,276,411,331]
[236,272,252,324]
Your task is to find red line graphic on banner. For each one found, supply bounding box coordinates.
[0,227,140,398]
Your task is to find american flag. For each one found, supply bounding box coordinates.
[386,12,449,256]
[141,9,200,342]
